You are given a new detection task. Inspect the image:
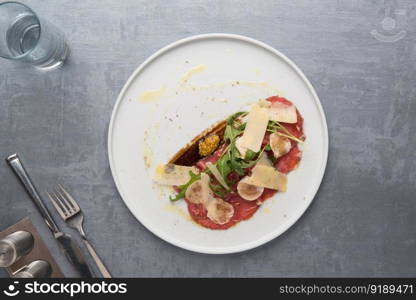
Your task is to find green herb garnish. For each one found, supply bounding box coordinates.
[244,149,257,160]
[267,120,304,143]
[214,112,268,185]
[227,111,247,127]
[224,124,242,143]
[210,183,228,198]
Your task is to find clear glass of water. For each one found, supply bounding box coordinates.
[0,1,69,69]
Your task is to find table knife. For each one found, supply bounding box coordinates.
[6,153,94,278]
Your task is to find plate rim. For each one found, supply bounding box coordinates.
[108,33,329,254]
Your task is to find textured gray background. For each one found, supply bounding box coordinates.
[0,0,415,277]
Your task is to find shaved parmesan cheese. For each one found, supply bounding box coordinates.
[268,102,297,123]
[206,162,229,190]
[235,137,248,158]
[258,99,272,109]
[257,152,273,167]
[200,173,213,201]
[245,165,287,191]
[153,164,198,186]
[237,103,269,154]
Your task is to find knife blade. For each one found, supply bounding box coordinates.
[55,232,93,278]
[6,153,94,278]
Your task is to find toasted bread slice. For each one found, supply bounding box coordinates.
[168,120,226,166]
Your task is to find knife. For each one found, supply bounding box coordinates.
[6,153,94,278]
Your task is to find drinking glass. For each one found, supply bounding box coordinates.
[13,260,52,278]
[0,231,34,267]
[0,1,69,69]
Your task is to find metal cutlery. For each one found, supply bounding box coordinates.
[6,153,94,278]
[47,185,111,278]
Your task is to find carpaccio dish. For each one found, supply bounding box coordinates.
[154,96,305,230]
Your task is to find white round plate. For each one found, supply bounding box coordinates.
[108,34,328,254]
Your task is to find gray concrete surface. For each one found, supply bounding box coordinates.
[0,0,415,277]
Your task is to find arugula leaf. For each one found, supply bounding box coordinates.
[237,123,246,131]
[267,121,279,132]
[169,171,201,202]
[244,149,257,160]
[227,111,246,126]
[216,151,231,177]
[212,110,258,186]
[230,160,244,175]
[239,159,258,169]
[229,143,245,175]
[224,125,241,143]
[264,144,271,151]
[240,143,273,169]
[215,142,244,184]
[210,183,228,198]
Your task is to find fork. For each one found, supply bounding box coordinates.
[47,185,111,278]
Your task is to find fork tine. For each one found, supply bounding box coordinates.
[58,184,80,211]
[52,191,72,215]
[47,191,68,218]
[55,188,76,214]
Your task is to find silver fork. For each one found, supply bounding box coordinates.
[47,185,111,278]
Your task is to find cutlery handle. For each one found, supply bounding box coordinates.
[56,233,94,278]
[82,239,111,278]
[6,154,60,234]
